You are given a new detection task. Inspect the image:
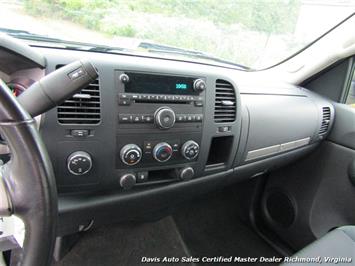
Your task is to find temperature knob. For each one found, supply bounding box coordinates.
[120,144,142,166]
[154,107,176,129]
[153,142,173,162]
[181,140,199,160]
[67,151,92,175]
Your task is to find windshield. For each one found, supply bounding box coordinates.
[0,1,354,69]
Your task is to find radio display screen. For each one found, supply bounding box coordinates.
[124,72,199,95]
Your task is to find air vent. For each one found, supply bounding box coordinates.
[57,79,101,124]
[319,107,331,135]
[214,79,236,123]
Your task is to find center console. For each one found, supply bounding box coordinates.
[115,71,206,188]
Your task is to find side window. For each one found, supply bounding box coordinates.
[346,68,355,108]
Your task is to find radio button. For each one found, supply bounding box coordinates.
[143,115,154,123]
[196,114,203,121]
[119,114,131,123]
[132,115,142,123]
[194,100,203,107]
[176,115,185,122]
[119,93,129,99]
[119,98,131,106]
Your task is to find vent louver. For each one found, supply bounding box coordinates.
[319,107,331,135]
[214,79,236,123]
[57,79,101,125]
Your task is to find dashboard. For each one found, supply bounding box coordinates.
[0,40,334,236]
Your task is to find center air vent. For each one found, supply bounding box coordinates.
[319,106,331,135]
[57,79,101,125]
[214,79,236,123]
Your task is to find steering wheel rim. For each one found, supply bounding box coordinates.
[0,79,57,266]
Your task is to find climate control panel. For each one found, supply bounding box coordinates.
[117,139,200,168]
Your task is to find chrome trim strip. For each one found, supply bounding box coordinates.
[246,137,311,161]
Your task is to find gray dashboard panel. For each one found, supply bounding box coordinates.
[13,46,334,236]
[241,94,318,162]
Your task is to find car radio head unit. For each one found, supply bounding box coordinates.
[121,72,205,95]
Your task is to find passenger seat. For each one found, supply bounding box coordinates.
[281,226,355,265]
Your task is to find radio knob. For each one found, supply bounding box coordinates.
[67,151,92,175]
[181,140,200,160]
[154,107,176,129]
[119,73,130,84]
[193,79,206,92]
[153,142,173,162]
[119,173,136,189]
[120,144,142,166]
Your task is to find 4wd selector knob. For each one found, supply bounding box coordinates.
[181,140,199,160]
[153,142,173,162]
[120,144,142,166]
[67,151,92,175]
[154,107,175,129]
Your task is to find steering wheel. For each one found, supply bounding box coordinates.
[0,79,57,266]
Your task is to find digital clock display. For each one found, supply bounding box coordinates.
[124,72,198,95]
[175,83,188,90]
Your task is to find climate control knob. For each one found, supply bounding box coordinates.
[119,173,136,189]
[120,144,142,166]
[67,151,92,175]
[178,167,195,181]
[181,140,199,160]
[153,142,173,162]
[154,107,176,129]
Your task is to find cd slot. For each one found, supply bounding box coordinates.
[135,99,189,104]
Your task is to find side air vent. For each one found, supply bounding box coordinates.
[214,79,236,123]
[319,107,331,135]
[57,79,101,124]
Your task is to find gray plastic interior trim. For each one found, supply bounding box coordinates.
[328,103,355,150]
[246,137,310,161]
[0,33,46,69]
